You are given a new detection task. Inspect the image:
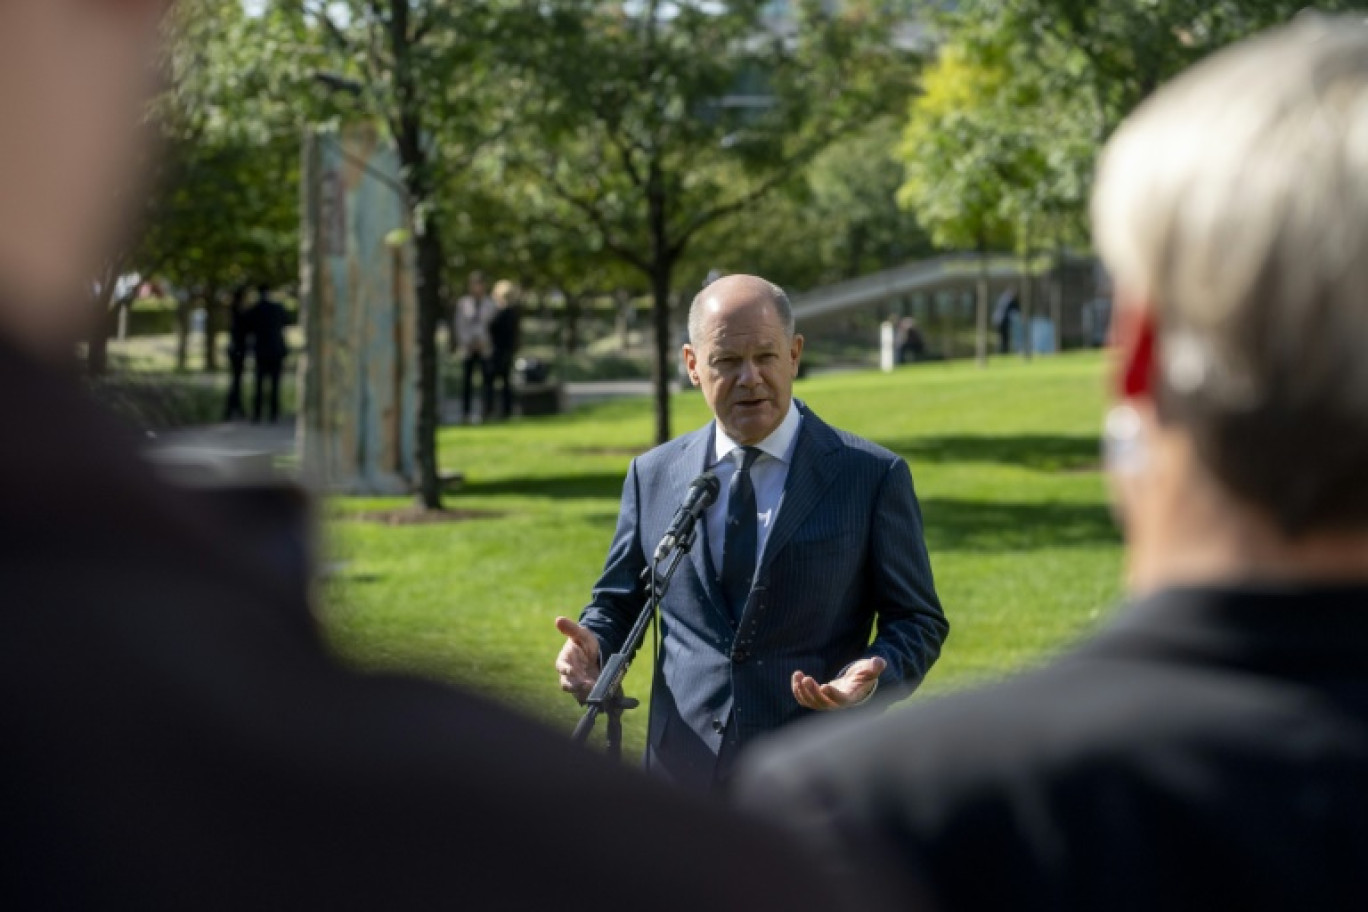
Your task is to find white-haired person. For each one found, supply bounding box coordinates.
[738,15,1368,912]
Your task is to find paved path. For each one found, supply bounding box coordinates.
[153,421,297,457]
[153,379,682,458]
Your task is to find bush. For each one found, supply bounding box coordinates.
[90,375,227,430]
[556,353,652,382]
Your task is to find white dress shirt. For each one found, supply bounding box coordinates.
[704,400,804,578]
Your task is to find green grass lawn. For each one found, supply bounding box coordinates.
[322,351,1125,756]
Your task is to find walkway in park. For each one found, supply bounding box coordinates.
[152,379,672,460]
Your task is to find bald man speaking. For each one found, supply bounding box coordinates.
[556,275,948,791]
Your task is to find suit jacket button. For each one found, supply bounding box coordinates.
[712,719,724,734]
[731,649,748,663]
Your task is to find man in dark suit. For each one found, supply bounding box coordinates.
[737,17,1368,911]
[246,284,288,423]
[556,274,948,791]
[0,4,854,909]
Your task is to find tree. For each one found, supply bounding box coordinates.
[507,0,917,444]
[898,42,1031,364]
[911,0,1366,255]
[897,0,1364,360]
[682,118,933,294]
[84,0,302,378]
[277,0,517,509]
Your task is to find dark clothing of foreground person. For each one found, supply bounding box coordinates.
[0,337,846,912]
[739,585,1368,911]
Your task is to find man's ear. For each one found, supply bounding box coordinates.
[1112,305,1158,403]
[789,334,805,377]
[681,344,701,387]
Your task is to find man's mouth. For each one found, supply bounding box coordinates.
[735,398,769,409]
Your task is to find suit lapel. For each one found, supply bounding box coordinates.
[756,404,842,578]
[673,423,733,627]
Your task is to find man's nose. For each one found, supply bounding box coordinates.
[737,358,760,386]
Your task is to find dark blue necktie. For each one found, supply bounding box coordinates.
[721,446,761,618]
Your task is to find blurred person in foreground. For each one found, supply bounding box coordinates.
[738,15,1368,912]
[0,4,848,910]
[556,274,947,792]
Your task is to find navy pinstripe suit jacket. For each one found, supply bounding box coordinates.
[580,401,948,791]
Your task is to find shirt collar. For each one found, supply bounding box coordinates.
[713,399,803,466]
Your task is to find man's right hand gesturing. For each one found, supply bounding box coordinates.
[555,617,601,703]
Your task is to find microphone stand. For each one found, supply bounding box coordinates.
[571,523,696,760]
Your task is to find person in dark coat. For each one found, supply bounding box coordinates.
[487,279,522,419]
[896,317,926,364]
[991,289,1019,354]
[222,286,250,421]
[0,6,861,911]
[556,276,947,794]
[246,284,288,423]
[737,18,1368,912]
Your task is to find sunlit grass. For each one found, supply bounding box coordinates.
[322,351,1124,756]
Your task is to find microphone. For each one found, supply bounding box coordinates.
[652,471,720,562]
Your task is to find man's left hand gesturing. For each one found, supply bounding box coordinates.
[791,656,887,711]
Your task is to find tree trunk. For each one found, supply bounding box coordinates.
[202,287,220,373]
[649,264,673,446]
[1020,248,1034,362]
[414,220,445,509]
[390,0,444,510]
[175,293,191,373]
[563,292,580,354]
[647,159,672,446]
[975,245,989,368]
[1052,240,1065,354]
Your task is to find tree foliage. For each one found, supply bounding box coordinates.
[501,0,918,443]
[900,0,1363,256]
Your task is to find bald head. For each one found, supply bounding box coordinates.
[688,275,794,347]
[682,273,803,446]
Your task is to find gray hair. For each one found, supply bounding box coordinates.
[1092,14,1368,535]
[687,276,795,346]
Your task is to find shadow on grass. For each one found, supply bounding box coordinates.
[921,498,1120,553]
[458,472,627,499]
[881,434,1102,472]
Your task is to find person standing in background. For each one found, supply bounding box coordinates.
[487,279,522,420]
[246,284,288,424]
[222,286,249,421]
[991,289,1019,355]
[455,270,496,423]
[556,274,947,793]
